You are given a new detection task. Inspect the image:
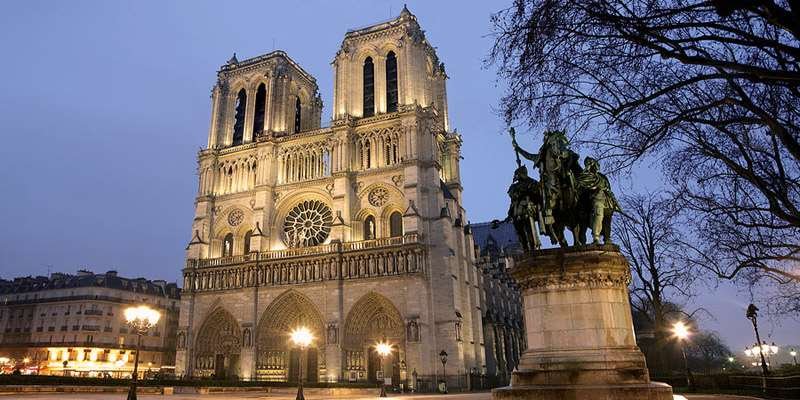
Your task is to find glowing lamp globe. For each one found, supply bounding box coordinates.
[290,327,313,348]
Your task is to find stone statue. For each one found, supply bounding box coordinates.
[503,128,622,248]
[493,165,543,251]
[577,157,620,245]
[511,128,586,247]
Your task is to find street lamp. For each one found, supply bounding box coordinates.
[290,327,313,400]
[791,348,798,366]
[746,304,769,393]
[672,321,693,391]
[745,304,770,377]
[123,305,161,400]
[439,350,448,394]
[375,340,392,397]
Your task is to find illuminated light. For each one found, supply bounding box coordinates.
[89,351,98,362]
[124,305,161,327]
[22,357,30,363]
[376,342,392,357]
[0,357,9,364]
[672,321,690,341]
[290,326,313,348]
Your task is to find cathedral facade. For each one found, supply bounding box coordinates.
[175,8,484,387]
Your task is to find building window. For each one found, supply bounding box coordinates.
[244,230,253,254]
[253,83,266,137]
[386,51,398,113]
[363,57,375,117]
[232,88,247,145]
[364,215,376,240]
[294,96,301,133]
[222,233,234,257]
[389,212,403,237]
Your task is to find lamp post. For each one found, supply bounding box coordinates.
[439,350,448,394]
[672,321,693,391]
[746,304,769,393]
[376,340,392,397]
[746,305,770,375]
[124,305,161,400]
[790,349,797,366]
[290,327,313,400]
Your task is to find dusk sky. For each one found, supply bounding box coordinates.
[0,1,796,356]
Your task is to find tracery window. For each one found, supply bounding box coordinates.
[389,212,403,237]
[222,233,234,257]
[253,83,266,136]
[386,51,398,113]
[232,89,247,145]
[363,57,375,117]
[294,96,302,133]
[283,200,333,248]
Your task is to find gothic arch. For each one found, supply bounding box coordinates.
[256,289,324,350]
[193,307,241,376]
[342,292,404,350]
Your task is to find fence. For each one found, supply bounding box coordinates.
[652,373,800,399]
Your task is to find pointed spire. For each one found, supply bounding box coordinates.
[227,52,239,65]
[400,4,412,18]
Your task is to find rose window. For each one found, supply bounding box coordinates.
[283,200,333,248]
[368,187,390,207]
[227,209,244,226]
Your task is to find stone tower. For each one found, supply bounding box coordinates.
[176,7,483,388]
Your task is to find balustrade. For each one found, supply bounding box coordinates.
[184,234,424,292]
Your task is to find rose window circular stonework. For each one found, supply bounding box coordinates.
[368,187,390,207]
[283,200,333,248]
[228,209,244,226]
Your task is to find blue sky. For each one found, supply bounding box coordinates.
[0,0,796,355]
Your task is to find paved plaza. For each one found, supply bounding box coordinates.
[0,393,765,400]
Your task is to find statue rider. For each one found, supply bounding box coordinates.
[494,165,542,251]
[577,157,620,245]
[511,129,578,226]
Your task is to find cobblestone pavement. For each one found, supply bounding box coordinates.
[0,393,767,399]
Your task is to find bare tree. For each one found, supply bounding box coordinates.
[686,331,732,375]
[488,0,800,310]
[616,192,700,373]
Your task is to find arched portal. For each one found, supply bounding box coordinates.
[194,308,241,378]
[255,290,324,382]
[343,292,404,383]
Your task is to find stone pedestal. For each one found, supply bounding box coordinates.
[492,245,673,400]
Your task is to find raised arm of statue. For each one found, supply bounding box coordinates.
[514,144,540,164]
[509,127,540,164]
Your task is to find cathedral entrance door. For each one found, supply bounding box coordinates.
[214,354,225,378]
[306,347,318,383]
[288,348,317,383]
[288,349,301,383]
[367,347,380,383]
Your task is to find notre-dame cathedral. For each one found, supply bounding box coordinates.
[175,7,484,387]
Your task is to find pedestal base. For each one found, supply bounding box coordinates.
[492,245,673,400]
[493,382,673,400]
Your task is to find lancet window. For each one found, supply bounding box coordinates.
[232,89,247,146]
[277,142,333,184]
[253,84,266,136]
[389,212,403,237]
[210,156,259,195]
[386,51,398,113]
[354,125,403,171]
[294,97,302,133]
[363,57,375,117]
